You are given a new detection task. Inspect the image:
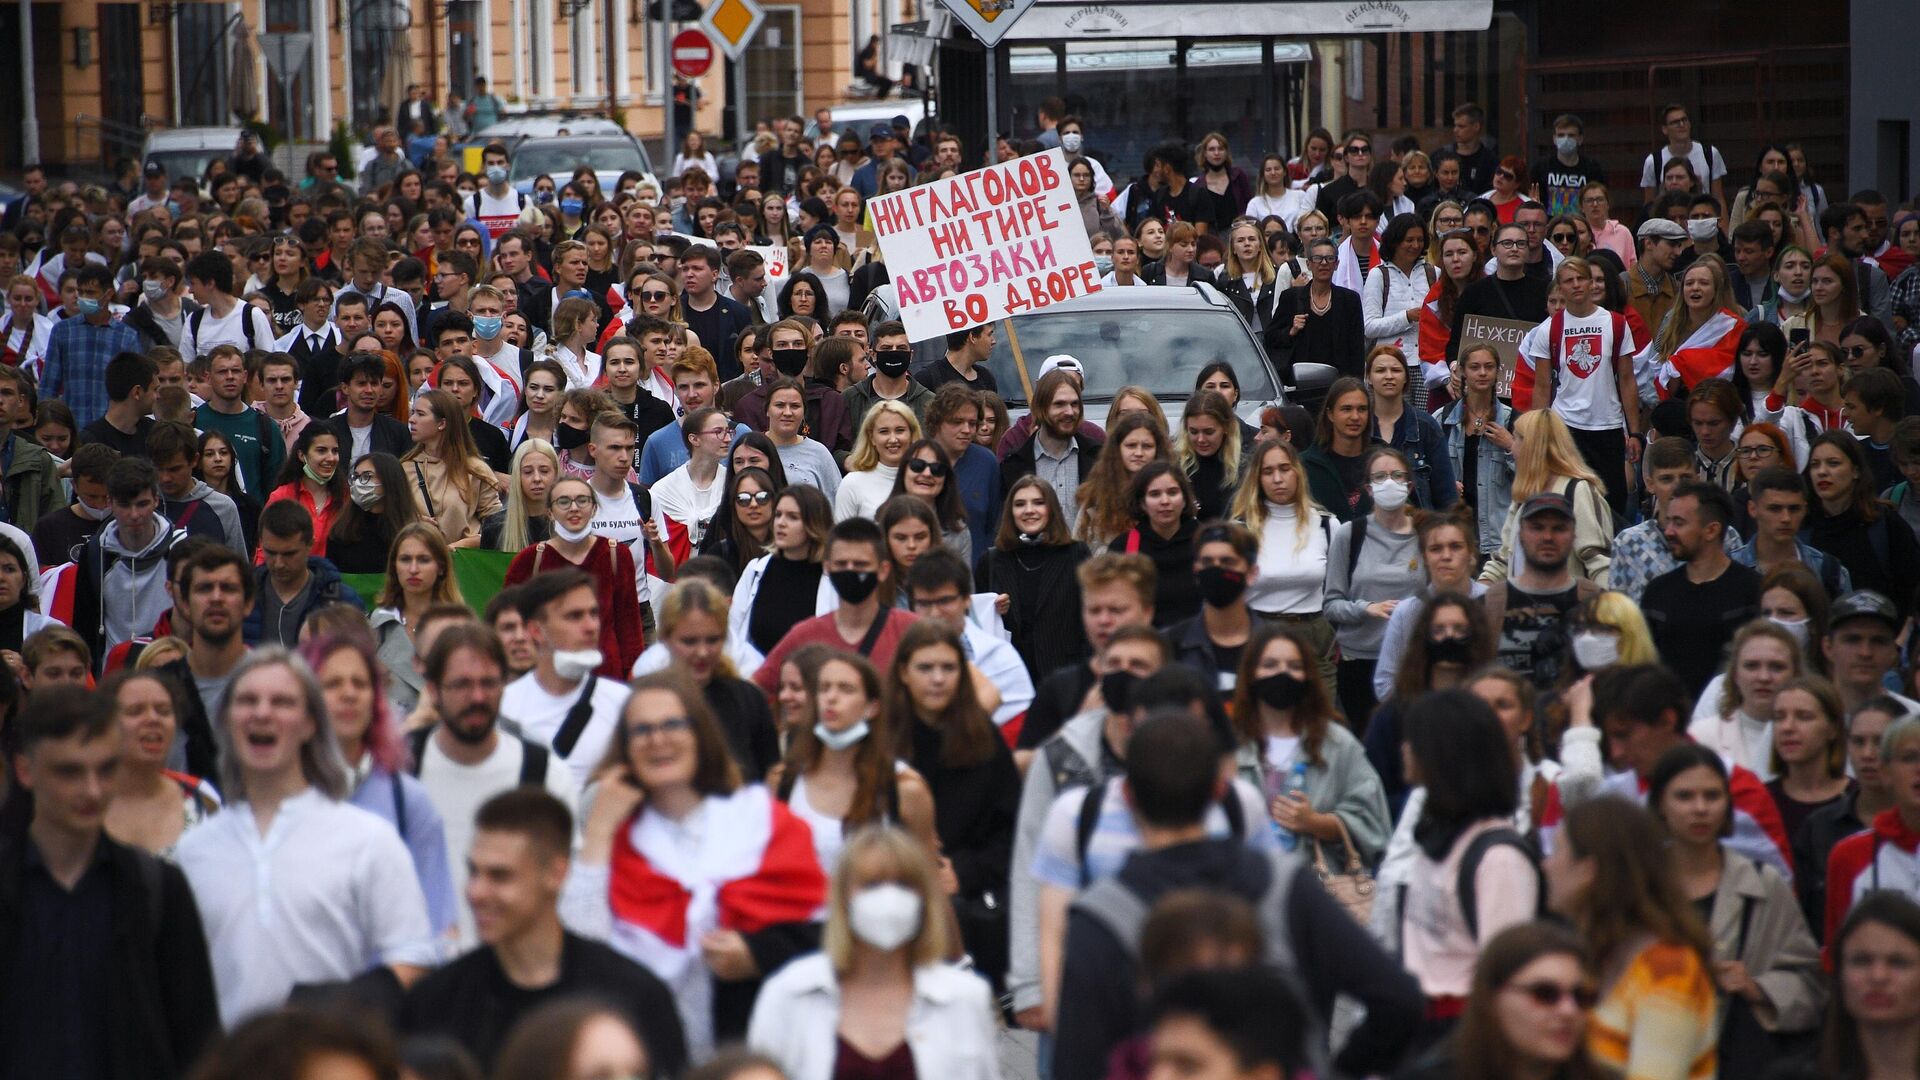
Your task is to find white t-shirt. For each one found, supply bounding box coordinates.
[1639,142,1728,189]
[1520,307,1637,431]
[593,482,653,610]
[184,301,276,359]
[501,671,633,789]
[417,732,580,948]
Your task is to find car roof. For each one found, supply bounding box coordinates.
[1033,281,1239,314]
[144,127,245,150]
[476,116,626,138]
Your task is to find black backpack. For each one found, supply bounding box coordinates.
[1074,777,1245,887]
[1455,827,1546,938]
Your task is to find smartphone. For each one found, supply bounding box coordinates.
[1788,326,1810,349]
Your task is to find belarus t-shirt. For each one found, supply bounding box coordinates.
[1520,307,1637,431]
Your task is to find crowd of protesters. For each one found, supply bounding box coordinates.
[2,87,1920,1080]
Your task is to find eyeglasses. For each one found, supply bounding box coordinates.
[1494,238,1527,250]
[700,427,734,440]
[1506,980,1598,1009]
[1735,445,1779,459]
[1307,254,1338,265]
[911,592,966,611]
[1436,216,1465,229]
[626,716,695,741]
[735,490,773,506]
[550,495,595,510]
[1367,470,1411,483]
[906,458,950,477]
[1580,194,1608,205]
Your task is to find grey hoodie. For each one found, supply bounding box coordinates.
[171,479,247,555]
[98,515,177,651]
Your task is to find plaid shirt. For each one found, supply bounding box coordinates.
[42,314,141,428]
[1610,517,1745,603]
[1891,265,1920,353]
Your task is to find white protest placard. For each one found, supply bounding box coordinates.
[868,147,1101,342]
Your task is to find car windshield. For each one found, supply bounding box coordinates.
[981,298,1279,408]
[146,151,227,186]
[513,141,649,179]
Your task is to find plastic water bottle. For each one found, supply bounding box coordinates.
[1284,762,1309,849]
[1267,760,1309,850]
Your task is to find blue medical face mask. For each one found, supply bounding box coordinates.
[485,165,509,185]
[75,297,103,317]
[560,198,585,217]
[471,315,503,340]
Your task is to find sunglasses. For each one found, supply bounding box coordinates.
[906,458,950,478]
[640,290,673,302]
[1843,344,1873,359]
[1550,232,1577,244]
[734,490,774,506]
[1507,980,1598,1010]
[1346,144,1372,155]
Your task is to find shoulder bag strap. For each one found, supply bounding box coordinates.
[517,739,551,786]
[411,460,436,518]
[1075,779,1107,888]
[551,675,600,758]
[855,609,890,658]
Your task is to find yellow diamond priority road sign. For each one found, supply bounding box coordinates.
[699,0,766,61]
[937,0,1035,47]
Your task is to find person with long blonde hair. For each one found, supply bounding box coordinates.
[749,825,997,1080]
[1174,390,1243,524]
[1479,409,1612,584]
[491,438,559,551]
[1232,436,1337,690]
[1642,254,1747,399]
[836,399,921,522]
[1108,384,1169,433]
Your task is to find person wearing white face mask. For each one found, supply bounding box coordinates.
[748,826,1000,1080]
[500,567,636,790]
[1323,446,1425,729]
[1056,116,1114,199]
[503,476,648,682]
[765,652,937,876]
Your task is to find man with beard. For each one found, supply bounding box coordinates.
[1001,369,1103,531]
[1640,481,1761,697]
[499,570,634,790]
[407,622,578,950]
[155,545,254,780]
[1482,492,1599,689]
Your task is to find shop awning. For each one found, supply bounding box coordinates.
[999,0,1492,41]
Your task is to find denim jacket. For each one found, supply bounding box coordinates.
[1371,406,1458,513]
[1437,398,1514,551]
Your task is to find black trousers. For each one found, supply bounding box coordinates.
[1566,423,1630,528]
[1337,656,1379,732]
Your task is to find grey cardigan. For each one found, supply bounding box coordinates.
[1233,721,1391,866]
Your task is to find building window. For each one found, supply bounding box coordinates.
[572,2,597,98]
[529,0,553,99]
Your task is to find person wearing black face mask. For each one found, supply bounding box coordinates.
[843,320,933,433]
[1166,522,1259,694]
[1005,624,1170,1035]
[1361,592,1496,815]
[750,518,924,698]
[1225,622,1391,871]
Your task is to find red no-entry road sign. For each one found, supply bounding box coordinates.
[672,29,715,78]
